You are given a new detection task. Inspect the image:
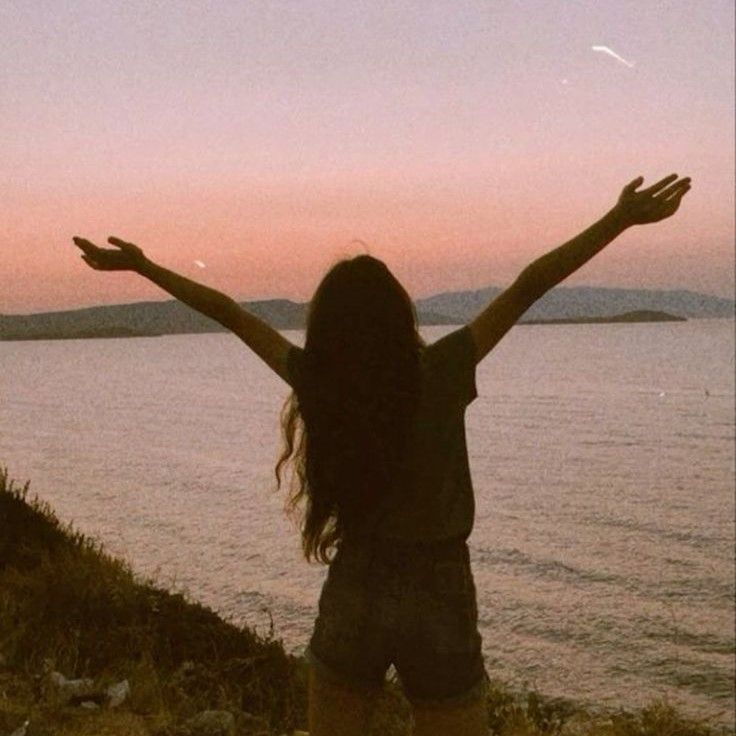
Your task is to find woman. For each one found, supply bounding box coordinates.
[72,173,691,735]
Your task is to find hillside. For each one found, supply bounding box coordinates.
[0,286,731,340]
[415,285,732,323]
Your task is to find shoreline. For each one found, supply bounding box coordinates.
[0,467,729,735]
[0,310,694,342]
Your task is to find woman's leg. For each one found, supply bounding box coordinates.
[398,540,489,735]
[412,697,488,736]
[308,663,382,736]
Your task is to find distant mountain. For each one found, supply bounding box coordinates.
[0,286,731,340]
[415,285,733,323]
[0,298,457,339]
[0,300,306,340]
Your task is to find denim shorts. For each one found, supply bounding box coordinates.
[306,534,489,706]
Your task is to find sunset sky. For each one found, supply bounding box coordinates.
[3,0,734,314]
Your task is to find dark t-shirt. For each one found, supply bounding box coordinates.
[285,325,478,541]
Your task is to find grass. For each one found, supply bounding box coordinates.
[0,466,729,735]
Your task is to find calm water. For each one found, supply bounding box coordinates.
[1,320,734,725]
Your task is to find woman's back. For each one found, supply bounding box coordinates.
[286,324,479,542]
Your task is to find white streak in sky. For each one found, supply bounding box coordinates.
[194,260,206,268]
[591,45,635,68]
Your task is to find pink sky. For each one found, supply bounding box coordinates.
[2,1,733,314]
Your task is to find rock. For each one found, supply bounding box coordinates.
[71,693,108,707]
[49,671,95,697]
[106,679,130,707]
[80,701,100,709]
[182,710,236,736]
[47,671,105,706]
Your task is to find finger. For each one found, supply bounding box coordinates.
[108,236,137,251]
[656,190,688,220]
[73,237,101,255]
[642,173,678,196]
[623,176,644,193]
[656,180,691,201]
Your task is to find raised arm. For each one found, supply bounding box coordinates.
[468,173,691,363]
[71,236,295,385]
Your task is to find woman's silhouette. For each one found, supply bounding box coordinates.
[72,173,690,735]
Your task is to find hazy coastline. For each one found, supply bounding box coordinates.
[0,310,691,341]
[1,284,732,342]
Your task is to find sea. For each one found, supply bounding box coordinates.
[1,319,734,726]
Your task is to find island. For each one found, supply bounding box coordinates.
[519,310,686,325]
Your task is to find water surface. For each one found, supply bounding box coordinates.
[1,319,733,725]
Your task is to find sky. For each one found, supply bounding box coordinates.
[2,0,734,314]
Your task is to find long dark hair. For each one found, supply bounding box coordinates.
[275,254,425,563]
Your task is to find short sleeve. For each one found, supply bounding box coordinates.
[423,325,478,406]
[286,345,304,390]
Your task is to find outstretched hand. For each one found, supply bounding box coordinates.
[613,173,691,227]
[72,236,146,271]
